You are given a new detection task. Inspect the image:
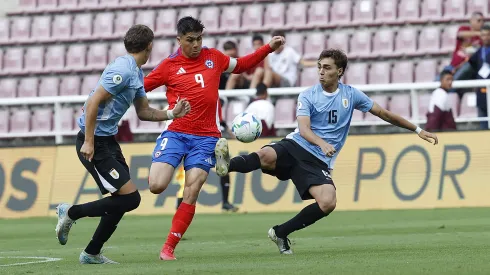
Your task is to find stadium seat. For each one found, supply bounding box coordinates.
[418,27,441,54]
[109,42,127,62]
[39,76,60,97]
[394,28,417,56]
[287,33,304,56]
[120,0,141,7]
[220,6,241,33]
[375,0,397,24]
[238,36,254,56]
[447,92,460,117]
[441,25,459,53]
[241,5,264,31]
[467,0,488,16]
[149,40,172,67]
[60,75,81,96]
[37,0,58,12]
[329,0,352,26]
[350,30,372,58]
[31,109,53,132]
[52,15,72,41]
[114,11,135,38]
[72,14,93,39]
[11,17,31,43]
[0,18,9,44]
[18,0,37,11]
[78,0,100,9]
[141,0,162,5]
[398,0,421,23]
[94,13,114,39]
[391,61,414,83]
[0,109,9,133]
[87,43,108,70]
[364,95,388,121]
[368,62,391,84]
[156,9,177,36]
[345,63,368,85]
[0,49,3,72]
[58,0,78,10]
[274,98,296,127]
[352,0,375,25]
[161,0,184,6]
[66,44,87,71]
[73,106,84,130]
[202,37,217,49]
[303,33,325,60]
[101,0,120,8]
[389,94,411,119]
[0,79,17,98]
[286,2,307,29]
[459,92,478,118]
[31,16,51,42]
[264,3,285,30]
[300,67,319,87]
[4,48,23,74]
[352,110,364,122]
[415,59,437,82]
[307,1,329,28]
[24,46,44,73]
[81,74,101,95]
[327,31,349,54]
[18,77,38,98]
[443,0,466,20]
[178,8,199,20]
[135,10,156,31]
[372,29,394,57]
[10,109,30,133]
[421,0,443,22]
[200,7,220,34]
[60,107,74,131]
[417,92,432,120]
[225,100,247,124]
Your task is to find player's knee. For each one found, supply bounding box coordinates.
[122,191,141,212]
[317,197,336,214]
[257,148,276,169]
[149,182,165,194]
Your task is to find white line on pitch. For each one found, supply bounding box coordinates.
[0,256,62,267]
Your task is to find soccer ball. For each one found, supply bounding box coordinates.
[231,112,262,143]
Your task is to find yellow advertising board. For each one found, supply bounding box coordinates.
[1,131,490,218]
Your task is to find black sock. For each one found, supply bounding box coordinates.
[220,175,230,204]
[275,203,329,238]
[68,191,141,220]
[85,212,124,255]
[176,197,183,209]
[229,153,261,173]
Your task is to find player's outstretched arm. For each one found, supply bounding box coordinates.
[134,97,191,121]
[227,36,285,74]
[369,102,439,145]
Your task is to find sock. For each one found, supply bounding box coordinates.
[68,191,141,220]
[275,203,328,238]
[85,212,125,255]
[229,153,261,173]
[176,197,183,209]
[165,202,196,249]
[220,175,230,205]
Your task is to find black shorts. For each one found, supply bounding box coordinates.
[261,139,334,200]
[76,131,131,195]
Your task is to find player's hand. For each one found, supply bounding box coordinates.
[320,142,337,157]
[418,130,439,145]
[269,36,286,51]
[172,98,191,118]
[80,141,94,162]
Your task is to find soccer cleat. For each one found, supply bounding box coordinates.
[222,202,239,212]
[55,203,75,245]
[268,227,293,255]
[79,251,119,264]
[160,244,177,261]
[215,138,230,177]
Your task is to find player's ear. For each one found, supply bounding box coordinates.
[338,68,344,78]
[176,36,182,46]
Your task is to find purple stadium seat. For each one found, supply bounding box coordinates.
[58,0,78,10]
[0,18,9,44]
[372,29,394,57]
[11,17,31,43]
[202,37,217,49]
[0,79,17,98]
[114,11,135,37]
[329,0,352,26]
[66,44,87,71]
[468,0,488,16]
[135,10,156,31]
[4,48,23,73]
[0,109,8,133]
[417,92,432,119]
[31,16,51,42]
[242,5,264,31]
[0,49,3,72]
[82,74,101,95]
[220,6,241,33]
[441,25,459,53]
[238,36,253,56]
[274,98,296,127]
[141,0,162,5]
[415,59,437,82]
[60,107,74,131]
[31,109,53,132]
[447,93,460,117]
[18,77,38,98]
[352,0,375,25]
[120,0,141,7]
[303,33,325,59]
[101,0,120,8]
[87,43,108,70]
[287,33,304,56]
[109,42,127,62]
[24,46,44,73]
[178,8,199,20]
[389,94,411,119]
[225,100,247,125]
[200,7,220,34]
[52,15,72,41]
[391,61,414,83]
[18,0,37,11]
[307,1,329,28]
[72,14,93,39]
[162,0,184,6]
[264,3,285,30]
[149,40,172,67]
[286,2,307,29]
[376,0,397,24]
[350,30,372,58]
[38,0,58,12]
[327,31,349,53]
[300,67,319,87]
[421,0,443,22]
[364,95,388,121]
[156,9,177,36]
[398,0,421,23]
[60,75,82,96]
[459,92,478,118]
[345,63,368,85]
[418,27,441,54]
[443,0,466,20]
[39,76,60,97]
[79,0,100,9]
[94,13,114,39]
[394,28,417,56]
[352,110,364,122]
[10,109,30,133]
[369,62,391,84]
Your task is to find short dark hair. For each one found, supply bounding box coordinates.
[318,49,348,79]
[472,11,484,18]
[223,41,237,51]
[256,83,267,96]
[271,30,285,38]
[482,23,490,31]
[177,16,205,36]
[439,70,453,80]
[252,34,263,43]
[124,24,154,53]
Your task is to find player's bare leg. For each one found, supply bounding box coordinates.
[225,73,244,90]
[263,68,282,88]
[249,67,265,89]
[148,163,175,194]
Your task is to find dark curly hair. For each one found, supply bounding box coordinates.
[124,24,154,53]
[318,49,348,79]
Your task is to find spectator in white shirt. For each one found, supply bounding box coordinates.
[426,70,457,131]
[244,83,276,136]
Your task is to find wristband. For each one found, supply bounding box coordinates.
[415,126,422,134]
[167,109,175,120]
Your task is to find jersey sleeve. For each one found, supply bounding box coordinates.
[296,92,312,117]
[100,65,131,96]
[144,60,169,92]
[353,88,374,113]
[134,87,147,100]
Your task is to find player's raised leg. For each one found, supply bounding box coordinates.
[219,145,277,176]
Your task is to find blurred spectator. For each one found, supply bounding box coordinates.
[244,83,276,136]
[115,111,133,142]
[264,30,316,88]
[426,70,456,132]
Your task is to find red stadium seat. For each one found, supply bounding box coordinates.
[467,0,488,16]
[398,0,421,23]
[274,98,296,127]
[0,18,9,44]
[391,61,414,83]
[417,92,432,120]
[364,95,388,121]
[4,48,23,73]
[389,94,411,119]
[93,13,114,39]
[350,30,372,58]
[18,77,38,98]
[241,5,264,31]
[459,92,478,118]
[264,3,285,30]
[24,46,44,73]
[10,109,30,133]
[114,11,135,37]
[421,0,443,22]
[0,79,17,98]
[286,2,307,29]
[372,29,394,57]
[11,17,31,43]
[200,7,220,34]
[441,25,459,53]
[415,59,437,82]
[31,16,51,42]
[0,109,9,133]
[352,0,375,25]
[149,40,172,67]
[220,6,241,33]
[135,10,156,31]
[31,109,53,132]
[66,44,87,71]
[60,75,82,96]
[18,0,37,11]
[368,62,391,84]
[300,67,319,87]
[87,43,108,70]
[202,37,217,49]
[58,0,78,10]
[60,107,75,131]
[72,14,93,39]
[78,0,100,9]
[44,45,65,72]
[178,8,199,20]
[303,33,325,60]
[38,0,58,12]
[287,33,304,56]
[376,0,397,24]
[109,42,127,62]
[443,0,466,20]
[329,0,352,26]
[345,63,368,85]
[418,27,441,54]
[394,28,417,56]
[225,101,247,124]
[39,76,60,97]
[327,31,349,54]
[156,9,177,36]
[52,15,72,41]
[307,1,329,28]
[81,74,101,95]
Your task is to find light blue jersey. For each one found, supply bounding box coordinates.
[78,55,146,136]
[286,82,373,169]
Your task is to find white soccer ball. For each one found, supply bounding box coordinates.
[231,112,262,143]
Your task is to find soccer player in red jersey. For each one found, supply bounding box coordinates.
[144,16,285,260]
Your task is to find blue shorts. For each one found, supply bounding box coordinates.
[152,130,219,173]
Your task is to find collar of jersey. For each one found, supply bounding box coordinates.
[321,86,340,97]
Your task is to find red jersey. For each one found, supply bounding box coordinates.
[451,26,482,67]
[144,48,232,137]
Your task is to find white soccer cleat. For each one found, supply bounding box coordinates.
[215,138,230,177]
[79,251,119,264]
[55,203,75,245]
[268,227,293,255]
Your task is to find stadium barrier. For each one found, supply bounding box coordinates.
[1,131,490,218]
[0,79,490,144]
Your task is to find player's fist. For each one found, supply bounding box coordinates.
[269,36,285,51]
[320,142,336,157]
[80,141,94,162]
[172,98,191,119]
[418,130,439,145]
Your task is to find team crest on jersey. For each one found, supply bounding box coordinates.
[154,151,162,158]
[205,60,214,69]
[109,168,120,179]
[342,98,349,109]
